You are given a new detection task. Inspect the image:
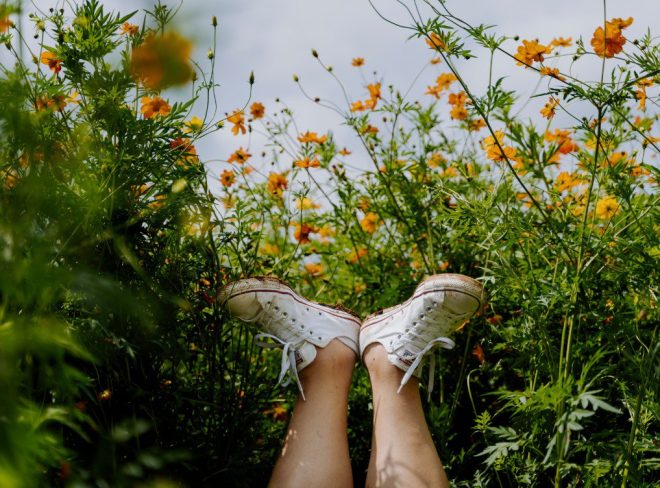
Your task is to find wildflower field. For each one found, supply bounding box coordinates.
[0,0,658,486]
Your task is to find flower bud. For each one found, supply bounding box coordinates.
[311,49,318,58]
[212,16,218,27]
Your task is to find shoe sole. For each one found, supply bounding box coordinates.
[361,273,485,331]
[218,276,362,326]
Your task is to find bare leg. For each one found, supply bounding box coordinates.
[269,340,355,487]
[364,343,449,488]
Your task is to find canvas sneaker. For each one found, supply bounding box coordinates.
[218,276,361,399]
[360,273,485,395]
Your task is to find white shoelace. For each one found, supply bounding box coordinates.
[398,336,455,400]
[254,332,306,400]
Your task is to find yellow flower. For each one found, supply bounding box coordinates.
[227,147,251,164]
[318,225,335,238]
[304,262,324,276]
[267,172,288,197]
[250,102,265,120]
[130,32,193,89]
[591,19,632,58]
[140,96,171,119]
[295,197,319,210]
[514,39,551,67]
[298,131,327,144]
[435,73,457,90]
[595,196,620,220]
[260,243,280,256]
[352,57,365,67]
[40,51,62,73]
[360,212,380,233]
[540,97,559,119]
[220,169,235,187]
[338,148,351,156]
[430,57,442,65]
[185,116,204,133]
[227,110,246,136]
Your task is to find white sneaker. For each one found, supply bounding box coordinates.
[360,274,485,395]
[218,277,361,399]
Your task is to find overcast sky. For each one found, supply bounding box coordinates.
[6,1,659,181]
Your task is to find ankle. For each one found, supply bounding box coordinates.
[299,339,356,380]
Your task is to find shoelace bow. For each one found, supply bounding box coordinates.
[398,336,455,399]
[252,303,307,400]
[254,332,306,400]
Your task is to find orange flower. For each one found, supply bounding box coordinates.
[339,148,351,156]
[361,124,379,135]
[250,102,265,119]
[352,57,365,67]
[227,147,252,164]
[293,156,320,168]
[220,169,236,187]
[40,51,62,73]
[468,118,486,131]
[294,223,317,243]
[540,97,559,119]
[140,96,171,118]
[450,104,468,120]
[130,32,193,89]
[0,16,12,32]
[426,32,446,50]
[298,131,327,144]
[120,22,139,36]
[350,100,366,112]
[427,153,446,168]
[304,262,324,276]
[554,171,577,192]
[591,19,632,58]
[551,37,573,47]
[514,39,551,67]
[347,247,368,264]
[540,67,566,82]
[36,94,66,111]
[360,212,380,233]
[227,110,246,135]
[611,17,634,29]
[635,78,653,110]
[545,129,578,155]
[170,138,198,165]
[483,130,517,162]
[430,57,442,65]
[367,82,382,101]
[447,91,467,106]
[436,73,457,90]
[267,172,288,197]
[472,344,485,364]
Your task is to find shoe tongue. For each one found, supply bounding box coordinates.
[294,342,317,372]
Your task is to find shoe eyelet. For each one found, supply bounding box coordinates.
[318,336,322,340]
[420,314,425,318]
[309,331,313,335]
[426,307,431,311]
[275,306,279,310]
[412,322,417,326]
[306,307,309,311]
[283,312,288,316]
[318,312,322,316]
